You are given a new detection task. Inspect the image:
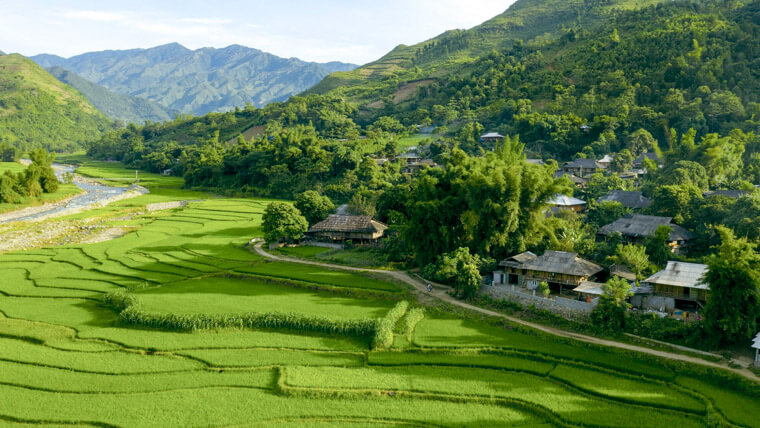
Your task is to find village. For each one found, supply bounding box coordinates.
[264,129,760,369]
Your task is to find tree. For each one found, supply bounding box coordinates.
[615,243,649,281]
[625,129,656,156]
[648,184,702,223]
[538,281,550,298]
[645,225,672,267]
[590,276,632,333]
[703,226,760,347]
[610,149,634,173]
[586,201,626,229]
[261,202,308,244]
[294,191,334,225]
[403,138,564,266]
[0,173,21,203]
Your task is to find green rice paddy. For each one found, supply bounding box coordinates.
[0,181,758,426]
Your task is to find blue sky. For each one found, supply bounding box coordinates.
[0,0,515,64]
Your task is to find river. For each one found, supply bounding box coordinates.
[0,163,139,223]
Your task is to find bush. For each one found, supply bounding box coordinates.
[402,308,425,341]
[105,290,377,338]
[372,300,409,350]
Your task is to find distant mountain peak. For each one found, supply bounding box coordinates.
[30,43,357,115]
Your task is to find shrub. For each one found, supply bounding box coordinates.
[105,290,378,338]
[372,300,409,350]
[402,308,425,341]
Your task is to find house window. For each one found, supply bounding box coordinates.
[509,274,518,285]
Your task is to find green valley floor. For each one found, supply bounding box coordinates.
[0,187,758,427]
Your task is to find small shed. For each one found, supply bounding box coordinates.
[548,194,586,212]
[306,215,388,242]
[480,132,505,143]
[753,332,760,366]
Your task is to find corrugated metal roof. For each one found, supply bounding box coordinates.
[548,194,586,206]
[643,261,709,290]
[481,132,504,139]
[598,214,693,241]
[574,281,606,295]
[499,251,603,277]
[752,333,760,349]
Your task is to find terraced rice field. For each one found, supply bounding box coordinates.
[0,192,758,426]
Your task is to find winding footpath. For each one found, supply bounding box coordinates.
[253,242,760,383]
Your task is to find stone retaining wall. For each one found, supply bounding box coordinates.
[482,285,596,320]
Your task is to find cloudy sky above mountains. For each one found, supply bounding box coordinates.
[0,0,514,64]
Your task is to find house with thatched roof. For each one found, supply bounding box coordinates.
[306,214,388,242]
[597,214,693,251]
[493,251,603,294]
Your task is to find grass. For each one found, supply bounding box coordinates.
[0,175,757,426]
[133,276,395,319]
[397,133,434,151]
[75,160,184,189]
[234,261,401,292]
[275,245,396,269]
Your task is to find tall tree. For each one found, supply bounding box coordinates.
[262,202,308,244]
[703,226,760,347]
[294,191,334,225]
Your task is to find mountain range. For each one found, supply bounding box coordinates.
[32,43,357,116]
[47,66,175,123]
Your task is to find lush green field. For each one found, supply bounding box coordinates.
[75,160,184,188]
[0,187,758,426]
[275,245,395,269]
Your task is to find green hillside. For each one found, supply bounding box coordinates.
[0,54,112,151]
[309,0,666,99]
[47,66,174,124]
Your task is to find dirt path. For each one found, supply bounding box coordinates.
[253,242,760,383]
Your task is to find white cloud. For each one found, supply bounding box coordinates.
[181,18,233,25]
[59,10,126,22]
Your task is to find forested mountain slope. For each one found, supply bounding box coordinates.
[32,43,357,115]
[308,0,666,98]
[47,66,175,123]
[0,54,112,151]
